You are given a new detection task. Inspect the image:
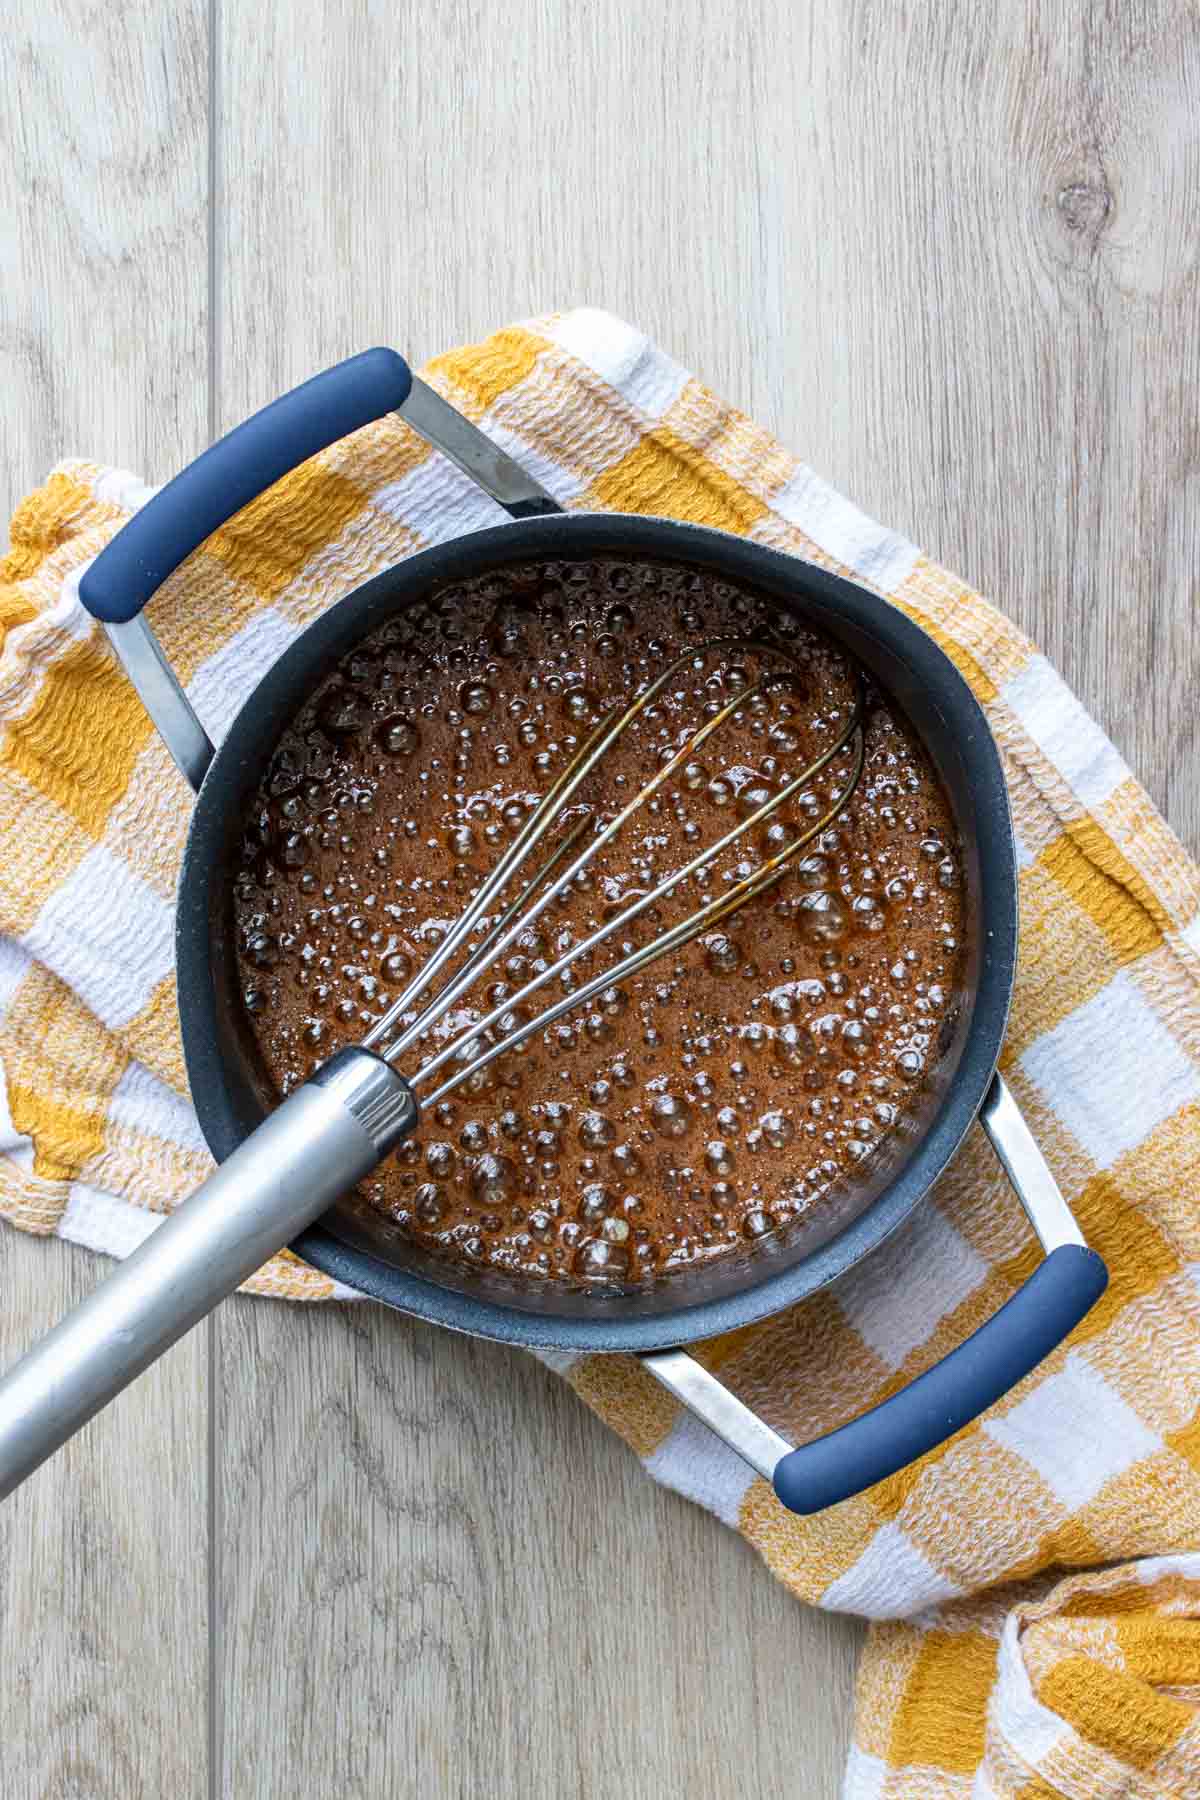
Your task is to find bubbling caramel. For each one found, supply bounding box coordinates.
[234,558,965,1286]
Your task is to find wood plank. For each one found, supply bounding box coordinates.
[0,3,210,1794]
[216,1296,860,1798]
[768,4,1200,856]
[0,0,211,529]
[0,1235,209,1799]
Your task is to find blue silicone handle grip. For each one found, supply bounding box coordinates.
[78,348,413,624]
[772,1243,1107,1515]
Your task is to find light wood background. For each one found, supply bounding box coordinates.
[3,3,1199,1796]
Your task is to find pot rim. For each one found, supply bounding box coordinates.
[176,514,1017,1350]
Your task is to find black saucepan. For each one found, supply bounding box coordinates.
[0,351,1106,1511]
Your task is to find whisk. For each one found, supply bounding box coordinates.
[0,637,865,1499]
[361,636,865,1102]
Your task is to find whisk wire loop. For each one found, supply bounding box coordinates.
[362,638,866,1108]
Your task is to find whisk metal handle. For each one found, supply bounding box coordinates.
[0,1050,414,1501]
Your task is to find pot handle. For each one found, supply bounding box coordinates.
[79,350,415,625]
[78,350,559,790]
[769,1241,1105,1513]
[640,1072,1108,1515]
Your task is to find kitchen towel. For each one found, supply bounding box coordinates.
[2,310,1199,1795]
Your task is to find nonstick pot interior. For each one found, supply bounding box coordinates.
[177,516,1016,1351]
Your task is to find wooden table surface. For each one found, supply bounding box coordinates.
[3,4,1198,1796]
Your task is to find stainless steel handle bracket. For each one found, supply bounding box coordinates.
[396,378,562,519]
[105,614,214,795]
[636,1349,792,1482]
[978,1071,1085,1251]
[639,1070,1092,1483]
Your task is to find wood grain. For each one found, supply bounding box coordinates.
[0,3,210,1795]
[6,0,1200,1794]
[765,3,1200,856]
[217,1297,859,1798]
[0,1234,208,1798]
[0,0,211,518]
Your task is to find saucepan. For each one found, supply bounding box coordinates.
[0,351,1107,1508]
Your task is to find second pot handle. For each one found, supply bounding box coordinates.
[641,1072,1108,1515]
[79,349,560,792]
[768,1241,1104,1512]
[79,350,415,625]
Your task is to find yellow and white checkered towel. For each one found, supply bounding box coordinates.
[3,311,1200,1795]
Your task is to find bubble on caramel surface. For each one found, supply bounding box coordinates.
[234,555,966,1288]
[375,715,419,757]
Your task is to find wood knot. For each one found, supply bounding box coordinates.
[1057,179,1112,236]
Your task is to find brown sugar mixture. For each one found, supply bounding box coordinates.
[233,557,966,1286]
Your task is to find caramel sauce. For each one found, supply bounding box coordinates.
[234,559,965,1286]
